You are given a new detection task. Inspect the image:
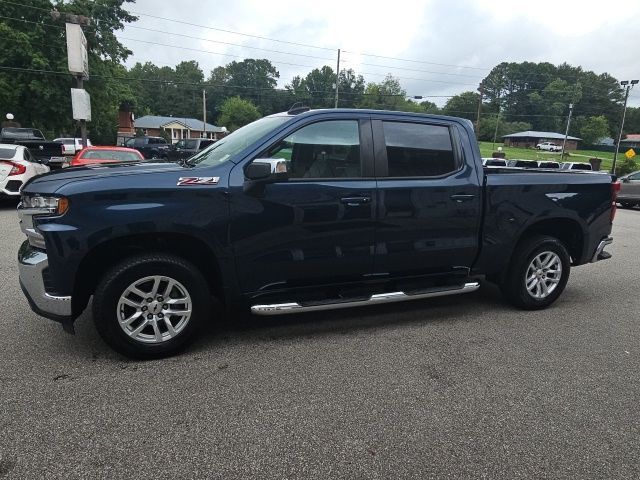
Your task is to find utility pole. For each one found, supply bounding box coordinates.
[560,102,574,159]
[492,111,501,150]
[612,79,639,174]
[334,49,341,108]
[475,82,484,135]
[202,89,206,138]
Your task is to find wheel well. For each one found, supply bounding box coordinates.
[73,233,224,315]
[516,218,584,263]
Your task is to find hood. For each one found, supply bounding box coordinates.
[22,162,186,194]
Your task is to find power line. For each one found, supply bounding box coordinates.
[0,13,624,98]
[0,64,446,98]
[117,36,331,71]
[1,0,630,92]
[341,58,482,79]
[341,49,490,71]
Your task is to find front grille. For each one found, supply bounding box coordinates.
[5,180,22,192]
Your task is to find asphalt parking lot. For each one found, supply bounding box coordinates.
[0,199,639,479]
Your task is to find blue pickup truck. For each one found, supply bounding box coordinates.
[17,108,618,358]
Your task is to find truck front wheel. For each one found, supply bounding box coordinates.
[500,235,571,310]
[92,253,211,358]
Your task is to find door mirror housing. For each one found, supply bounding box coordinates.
[244,159,289,194]
[245,159,289,181]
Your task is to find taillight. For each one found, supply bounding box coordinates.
[0,160,27,176]
[611,181,621,222]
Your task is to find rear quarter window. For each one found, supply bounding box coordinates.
[0,147,17,159]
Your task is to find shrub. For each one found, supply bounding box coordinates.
[615,157,638,176]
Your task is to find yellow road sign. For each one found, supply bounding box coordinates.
[625,148,636,159]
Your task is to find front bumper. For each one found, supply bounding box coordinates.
[18,241,73,322]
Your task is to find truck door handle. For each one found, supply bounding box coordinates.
[450,194,475,203]
[340,196,371,206]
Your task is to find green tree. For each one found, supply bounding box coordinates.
[337,69,365,108]
[481,61,622,134]
[420,100,440,114]
[205,59,280,119]
[217,96,261,131]
[0,0,137,143]
[441,92,479,120]
[580,116,610,145]
[286,66,340,108]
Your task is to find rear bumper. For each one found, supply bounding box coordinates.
[18,241,73,322]
[591,236,613,263]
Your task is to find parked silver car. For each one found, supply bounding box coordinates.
[618,171,640,208]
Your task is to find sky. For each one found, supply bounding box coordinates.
[120,0,640,107]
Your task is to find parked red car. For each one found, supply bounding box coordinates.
[70,146,144,167]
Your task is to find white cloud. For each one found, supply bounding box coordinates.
[121,0,640,107]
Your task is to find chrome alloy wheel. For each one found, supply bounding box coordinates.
[525,251,563,299]
[117,275,192,344]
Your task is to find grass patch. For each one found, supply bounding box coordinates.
[478,142,614,170]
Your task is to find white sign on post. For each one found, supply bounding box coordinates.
[71,88,91,121]
[66,23,89,77]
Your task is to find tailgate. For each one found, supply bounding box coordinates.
[20,141,63,160]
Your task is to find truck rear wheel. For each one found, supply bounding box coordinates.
[500,235,571,310]
[92,253,211,359]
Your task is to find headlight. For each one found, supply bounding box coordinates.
[20,194,69,215]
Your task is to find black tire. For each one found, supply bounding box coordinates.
[500,235,571,310]
[619,202,633,209]
[93,253,211,359]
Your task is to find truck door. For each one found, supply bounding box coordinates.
[229,115,376,294]
[371,117,482,278]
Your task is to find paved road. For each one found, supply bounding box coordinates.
[1,199,639,479]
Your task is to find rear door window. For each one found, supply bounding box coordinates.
[382,122,457,177]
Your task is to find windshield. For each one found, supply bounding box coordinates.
[2,128,45,140]
[188,116,290,167]
[81,150,142,162]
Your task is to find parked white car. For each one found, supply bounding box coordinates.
[536,142,562,152]
[482,158,508,167]
[53,137,93,156]
[0,144,50,197]
[560,162,592,171]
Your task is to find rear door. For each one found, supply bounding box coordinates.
[372,116,482,278]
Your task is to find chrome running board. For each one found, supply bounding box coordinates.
[250,282,480,316]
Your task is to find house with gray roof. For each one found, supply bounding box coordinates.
[503,131,582,150]
[134,115,227,144]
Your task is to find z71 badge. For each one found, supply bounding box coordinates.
[177,177,220,186]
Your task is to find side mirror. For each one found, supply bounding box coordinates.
[244,159,289,194]
[246,159,289,180]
